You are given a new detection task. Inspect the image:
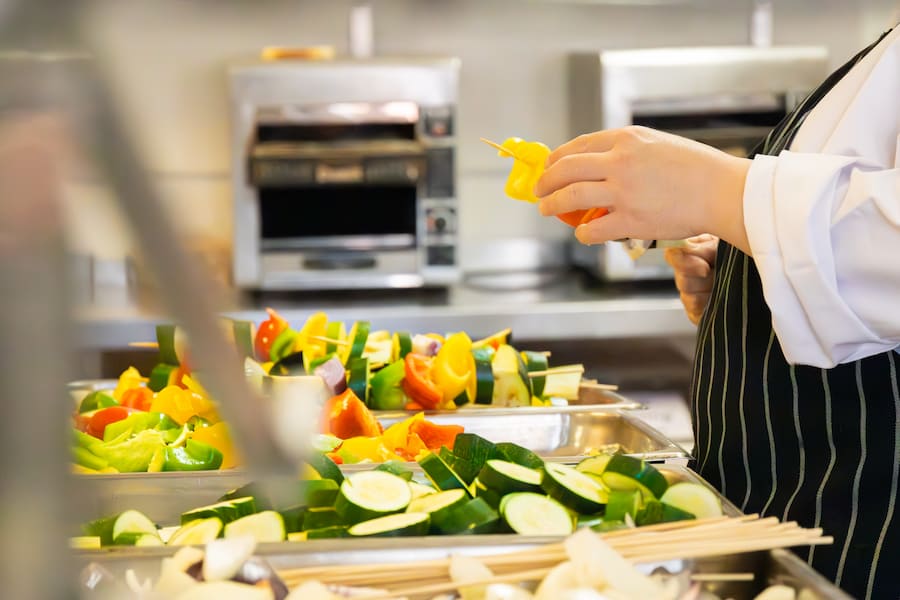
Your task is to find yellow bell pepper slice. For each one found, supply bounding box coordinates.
[112,366,148,401]
[499,137,551,203]
[150,385,220,425]
[432,332,475,404]
[191,422,239,469]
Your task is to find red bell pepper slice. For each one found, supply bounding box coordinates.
[557,207,609,228]
[254,308,289,361]
[86,406,130,439]
[402,353,442,409]
[119,387,154,412]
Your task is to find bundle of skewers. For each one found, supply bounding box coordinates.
[278,514,831,599]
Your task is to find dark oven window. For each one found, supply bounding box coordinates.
[259,185,417,240]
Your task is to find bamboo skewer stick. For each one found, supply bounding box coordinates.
[128,341,159,348]
[278,515,830,593]
[526,365,585,378]
[479,137,522,160]
[580,379,620,391]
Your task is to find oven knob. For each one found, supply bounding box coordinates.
[435,216,447,232]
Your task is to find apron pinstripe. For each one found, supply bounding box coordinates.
[691,29,898,600]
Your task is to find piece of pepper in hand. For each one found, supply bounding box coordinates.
[496,137,608,226]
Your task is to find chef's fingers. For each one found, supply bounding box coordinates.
[573,211,628,245]
[674,270,714,294]
[681,291,711,325]
[546,130,621,167]
[537,181,613,217]
[682,234,719,264]
[534,153,610,198]
[664,248,713,279]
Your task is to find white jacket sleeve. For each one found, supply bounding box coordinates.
[742,26,900,368]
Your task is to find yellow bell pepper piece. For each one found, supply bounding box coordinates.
[382,413,425,455]
[191,422,240,469]
[112,366,147,401]
[432,332,475,404]
[338,436,404,463]
[292,311,329,356]
[150,385,220,425]
[499,137,551,203]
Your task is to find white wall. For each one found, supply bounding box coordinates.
[72,0,898,273]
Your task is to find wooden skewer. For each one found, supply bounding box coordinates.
[128,341,159,349]
[309,335,349,347]
[526,365,585,378]
[479,137,522,160]
[579,380,620,392]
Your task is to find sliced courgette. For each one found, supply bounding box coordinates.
[478,459,543,494]
[521,351,549,398]
[491,344,532,406]
[347,356,370,404]
[111,510,157,545]
[541,462,608,514]
[230,319,256,360]
[406,488,468,531]
[659,482,722,519]
[305,452,344,484]
[335,471,412,523]
[432,497,500,535]
[341,321,371,366]
[376,460,414,481]
[168,517,223,546]
[302,508,343,531]
[601,455,669,501]
[473,353,494,405]
[325,321,347,355]
[604,489,642,522]
[348,512,431,537]
[500,492,574,536]
[418,452,471,495]
[304,525,350,539]
[408,481,437,499]
[495,442,545,470]
[391,331,413,362]
[575,454,615,477]
[223,510,285,543]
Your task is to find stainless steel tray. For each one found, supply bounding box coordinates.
[69,410,689,523]
[74,512,847,599]
[70,464,724,537]
[67,379,643,411]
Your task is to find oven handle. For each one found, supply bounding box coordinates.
[303,254,377,270]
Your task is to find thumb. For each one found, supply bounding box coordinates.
[574,212,628,245]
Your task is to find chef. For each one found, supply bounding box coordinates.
[535,24,899,600]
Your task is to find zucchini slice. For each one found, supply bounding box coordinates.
[604,489,643,522]
[391,331,413,362]
[223,510,285,543]
[348,512,431,538]
[575,454,615,477]
[659,482,722,519]
[473,353,494,404]
[325,321,347,355]
[408,481,437,499]
[340,321,371,366]
[478,459,543,494]
[301,508,343,531]
[418,452,471,494]
[168,517,223,546]
[491,345,532,407]
[495,442,545,470]
[500,492,574,536]
[304,525,350,539]
[433,497,501,535]
[335,471,412,523]
[347,356,370,403]
[541,462,608,514]
[407,489,469,529]
[521,351,549,398]
[600,455,669,500]
[305,452,344,484]
[112,510,157,544]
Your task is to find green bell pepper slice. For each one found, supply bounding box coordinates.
[103,412,179,442]
[368,359,409,410]
[162,439,223,471]
[78,391,118,414]
[80,429,167,473]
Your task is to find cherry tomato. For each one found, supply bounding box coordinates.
[86,406,130,439]
[402,353,442,409]
[119,386,154,411]
[254,308,289,361]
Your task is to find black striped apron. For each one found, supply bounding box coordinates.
[691,29,898,600]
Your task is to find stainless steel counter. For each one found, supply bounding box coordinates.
[73,270,694,350]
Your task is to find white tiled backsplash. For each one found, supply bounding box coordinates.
[75,0,898,272]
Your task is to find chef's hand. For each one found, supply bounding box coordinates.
[534,127,752,255]
[664,234,718,325]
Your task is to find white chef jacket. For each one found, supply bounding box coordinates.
[743,24,900,369]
